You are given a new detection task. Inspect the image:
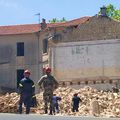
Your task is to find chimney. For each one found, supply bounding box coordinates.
[100,6,107,17]
[41,18,47,30]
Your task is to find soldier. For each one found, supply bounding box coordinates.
[38,67,58,115]
[18,70,35,114]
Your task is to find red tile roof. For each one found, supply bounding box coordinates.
[0,16,90,35]
[51,16,90,27]
[0,24,40,35]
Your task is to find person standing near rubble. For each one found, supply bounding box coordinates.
[72,93,82,112]
[38,67,58,115]
[18,70,35,114]
[52,94,61,114]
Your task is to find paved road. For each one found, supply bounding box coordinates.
[0,114,119,120]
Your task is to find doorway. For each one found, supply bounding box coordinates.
[17,69,24,88]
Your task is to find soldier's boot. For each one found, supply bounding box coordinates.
[44,101,48,114]
[53,109,55,115]
[44,109,48,114]
[49,103,53,115]
[49,110,53,115]
[49,106,53,115]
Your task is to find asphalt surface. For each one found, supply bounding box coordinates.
[0,114,119,120]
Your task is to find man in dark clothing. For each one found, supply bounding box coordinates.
[18,70,35,114]
[38,67,58,115]
[72,93,82,112]
[52,94,61,114]
[30,95,38,107]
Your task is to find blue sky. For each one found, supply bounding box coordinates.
[0,0,120,26]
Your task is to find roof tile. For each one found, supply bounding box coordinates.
[0,17,90,35]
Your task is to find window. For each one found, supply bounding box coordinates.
[93,81,96,84]
[17,69,24,88]
[85,81,88,85]
[70,82,73,85]
[62,82,65,86]
[17,42,24,56]
[77,82,81,85]
[109,80,113,84]
[101,80,104,83]
[43,39,48,53]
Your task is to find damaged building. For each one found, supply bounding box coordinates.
[48,7,120,90]
[1,7,120,91]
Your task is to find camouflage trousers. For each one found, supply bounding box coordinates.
[43,91,53,114]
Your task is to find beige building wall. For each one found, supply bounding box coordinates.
[50,39,120,80]
[0,33,42,91]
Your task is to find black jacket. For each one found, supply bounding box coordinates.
[19,77,35,95]
[72,96,82,106]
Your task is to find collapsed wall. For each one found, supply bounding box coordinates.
[0,86,120,118]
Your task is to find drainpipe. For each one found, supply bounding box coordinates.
[37,31,40,80]
[35,30,41,93]
[37,18,47,79]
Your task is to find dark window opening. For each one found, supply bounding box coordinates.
[17,69,24,88]
[70,82,73,85]
[85,81,88,85]
[43,39,48,53]
[77,82,81,85]
[93,81,96,84]
[101,80,104,83]
[62,82,65,86]
[109,80,113,84]
[17,42,24,56]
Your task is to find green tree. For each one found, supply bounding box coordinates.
[112,9,120,20]
[49,18,59,23]
[49,17,67,23]
[106,4,115,17]
[60,17,66,22]
[103,4,120,21]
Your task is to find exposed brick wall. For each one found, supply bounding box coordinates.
[53,16,120,43]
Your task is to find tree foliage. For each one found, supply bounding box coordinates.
[49,17,67,23]
[105,4,120,21]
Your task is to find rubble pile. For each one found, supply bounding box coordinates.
[1,86,120,118]
[0,92,19,113]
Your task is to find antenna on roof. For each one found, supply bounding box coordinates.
[35,13,40,24]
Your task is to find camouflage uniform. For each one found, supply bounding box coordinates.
[38,74,58,114]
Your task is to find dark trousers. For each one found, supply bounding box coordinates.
[72,105,79,112]
[43,92,53,114]
[18,94,32,114]
[53,103,59,114]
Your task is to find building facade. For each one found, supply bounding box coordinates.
[48,14,120,90]
[1,8,120,91]
[0,18,80,92]
[0,24,43,92]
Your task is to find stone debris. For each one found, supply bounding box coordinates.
[0,86,120,118]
